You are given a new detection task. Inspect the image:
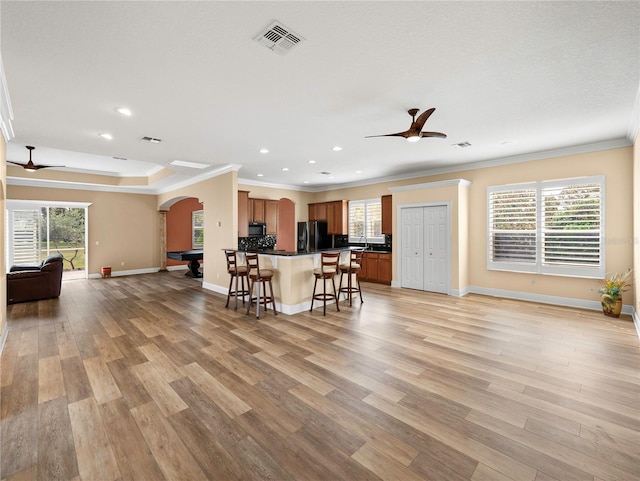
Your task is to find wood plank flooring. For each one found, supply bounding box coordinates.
[1,271,638,481]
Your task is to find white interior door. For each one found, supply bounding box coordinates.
[401,207,424,289]
[400,204,449,293]
[424,205,448,294]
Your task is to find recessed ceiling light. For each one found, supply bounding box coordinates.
[303,181,309,184]
[332,146,342,151]
[116,107,132,116]
[260,148,269,154]
[308,160,316,164]
[169,160,210,169]
[257,173,264,177]
[282,167,289,171]
[99,133,113,140]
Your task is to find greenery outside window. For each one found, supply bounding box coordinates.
[348,199,384,244]
[487,176,604,278]
[192,210,204,248]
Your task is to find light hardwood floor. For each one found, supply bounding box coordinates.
[1,271,638,481]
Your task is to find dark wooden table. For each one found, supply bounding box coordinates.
[167,249,203,278]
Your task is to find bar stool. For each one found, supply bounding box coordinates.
[245,253,277,318]
[310,251,341,315]
[224,250,249,310]
[338,248,364,306]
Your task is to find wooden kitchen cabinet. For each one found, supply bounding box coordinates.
[360,252,391,285]
[378,253,392,284]
[308,202,328,221]
[238,190,249,237]
[381,195,392,234]
[250,199,265,223]
[265,200,278,235]
[327,200,348,235]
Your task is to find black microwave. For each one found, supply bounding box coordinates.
[248,222,266,237]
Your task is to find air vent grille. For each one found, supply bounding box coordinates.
[254,21,304,55]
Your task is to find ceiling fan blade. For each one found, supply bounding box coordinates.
[6,161,26,167]
[420,131,447,139]
[412,108,436,130]
[365,131,410,139]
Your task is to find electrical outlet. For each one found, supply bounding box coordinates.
[120,261,125,266]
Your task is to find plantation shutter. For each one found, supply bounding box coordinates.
[488,187,537,267]
[488,176,604,278]
[541,180,602,273]
[11,209,41,265]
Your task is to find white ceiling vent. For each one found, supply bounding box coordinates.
[254,21,304,55]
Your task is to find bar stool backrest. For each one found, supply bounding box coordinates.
[349,248,364,268]
[225,250,239,273]
[245,253,261,277]
[321,251,340,274]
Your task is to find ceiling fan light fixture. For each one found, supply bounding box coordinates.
[24,164,37,173]
[407,135,421,142]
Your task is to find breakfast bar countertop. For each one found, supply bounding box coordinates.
[229,247,391,256]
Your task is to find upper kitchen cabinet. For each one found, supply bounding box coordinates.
[327,200,348,235]
[381,195,392,234]
[265,200,279,235]
[250,198,266,223]
[308,202,328,221]
[238,190,249,237]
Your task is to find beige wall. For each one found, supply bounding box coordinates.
[7,185,160,276]
[299,147,634,306]
[0,134,6,339]
[159,171,238,291]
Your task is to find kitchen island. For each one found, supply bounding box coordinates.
[222,248,391,314]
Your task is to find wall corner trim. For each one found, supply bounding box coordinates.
[389,178,472,193]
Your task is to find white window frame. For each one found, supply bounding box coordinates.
[192,210,204,249]
[487,176,605,278]
[348,198,384,244]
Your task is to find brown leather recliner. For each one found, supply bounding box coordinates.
[7,253,64,304]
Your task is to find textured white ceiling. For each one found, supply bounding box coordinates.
[1,1,639,193]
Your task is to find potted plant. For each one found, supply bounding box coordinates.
[598,269,632,318]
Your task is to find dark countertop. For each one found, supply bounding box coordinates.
[229,247,391,256]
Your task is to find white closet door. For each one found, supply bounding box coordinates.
[424,205,448,294]
[401,207,424,289]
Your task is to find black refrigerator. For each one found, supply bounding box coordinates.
[297,221,331,252]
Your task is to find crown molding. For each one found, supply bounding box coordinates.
[389,178,472,193]
[0,55,15,142]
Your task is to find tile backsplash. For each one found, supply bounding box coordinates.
[238,235,276,251]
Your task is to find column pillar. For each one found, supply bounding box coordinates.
[159,210,168,271]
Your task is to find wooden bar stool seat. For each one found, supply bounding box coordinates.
[310,251,341,315]
[245,253,277,318]
[338,248,364,306]
[224,250,249,310]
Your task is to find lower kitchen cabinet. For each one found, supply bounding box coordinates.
[360,252,391,285]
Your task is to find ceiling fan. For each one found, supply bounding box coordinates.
[7,146,65,172]
[366,108,447,142]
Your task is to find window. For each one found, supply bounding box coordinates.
[192,210,204,248]
[348,199,384,244]
[488,176,604,278]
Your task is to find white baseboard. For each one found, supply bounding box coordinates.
[633,308,640,339]
[88,267,162,279]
